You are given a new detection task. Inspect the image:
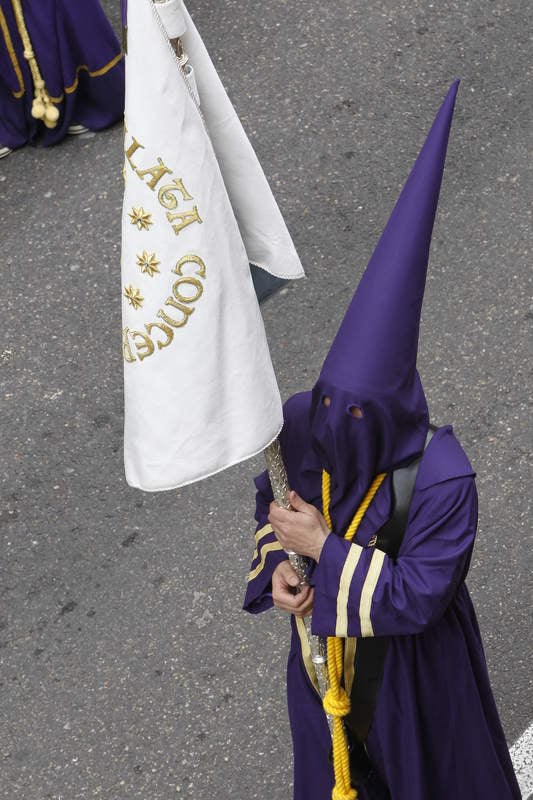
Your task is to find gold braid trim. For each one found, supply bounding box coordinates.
[0,6,25,97]
[48,51,124,103]
[322,470,387,800]
[10,0,59,127]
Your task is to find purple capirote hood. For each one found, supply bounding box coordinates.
[306,81,460,527]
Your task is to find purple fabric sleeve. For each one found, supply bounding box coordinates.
[243,470,288,614]
[311,475,477,637]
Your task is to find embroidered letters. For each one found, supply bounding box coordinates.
[123,130,207,364]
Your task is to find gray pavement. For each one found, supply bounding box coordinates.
[0,1,531,799]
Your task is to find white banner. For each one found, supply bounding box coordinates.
[122,0,304,491]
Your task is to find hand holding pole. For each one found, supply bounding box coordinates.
[264,439,331,727]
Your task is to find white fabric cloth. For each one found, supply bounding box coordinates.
[157,1,304,279]
[153,0,187,38]
[122,0,303,491]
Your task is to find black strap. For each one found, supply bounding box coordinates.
[346,637,390,744]
[344,426,436,785]
[374,425,436,561]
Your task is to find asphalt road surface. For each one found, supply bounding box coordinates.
[1,2,531,799]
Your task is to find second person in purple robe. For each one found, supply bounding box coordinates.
[0,0,124,155]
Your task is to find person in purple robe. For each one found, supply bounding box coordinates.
[0,0,124,156]
[244,81,520,800]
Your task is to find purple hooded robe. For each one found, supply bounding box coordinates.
[243,82,520,800]
[0,0,124,149]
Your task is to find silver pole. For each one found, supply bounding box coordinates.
[264,439,331,716]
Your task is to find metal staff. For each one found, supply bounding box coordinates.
[264,439,331,712]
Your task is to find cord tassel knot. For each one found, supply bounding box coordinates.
[322,470,387,800]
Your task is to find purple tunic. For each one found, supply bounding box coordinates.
[244,392,520,800]
[0,0,124,149]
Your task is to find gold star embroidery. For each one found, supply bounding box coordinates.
[124,285,144,310]
[136,250,160,277]
[129,207,153,231]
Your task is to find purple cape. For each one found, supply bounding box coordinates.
[244,392,520,800]
[0,0,124,149]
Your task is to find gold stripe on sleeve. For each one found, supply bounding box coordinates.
[343,637,357,695]
[359,549,386,637]
[0,7,25,98]
[246,541,283,582]
[295,615,320,695]
[254,523,274,545]
[335,544,363,637]
[251,523,275,561]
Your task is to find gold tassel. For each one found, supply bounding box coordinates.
[10,0,59,128]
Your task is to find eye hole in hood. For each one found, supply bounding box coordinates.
[308,378,428,525]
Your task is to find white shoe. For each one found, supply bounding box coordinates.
[0,145,12,158]
[67,123,90,135]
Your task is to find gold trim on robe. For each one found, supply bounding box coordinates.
[48,52,125,103]
[359,549,386,637]
[247,524,283,582]
[295,615,320,695]
[343,636,357,695]
[335,543,363,637]
[0,7,25,98]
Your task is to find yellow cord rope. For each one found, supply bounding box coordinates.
[10,0,59,128]
[321,470,387,800]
